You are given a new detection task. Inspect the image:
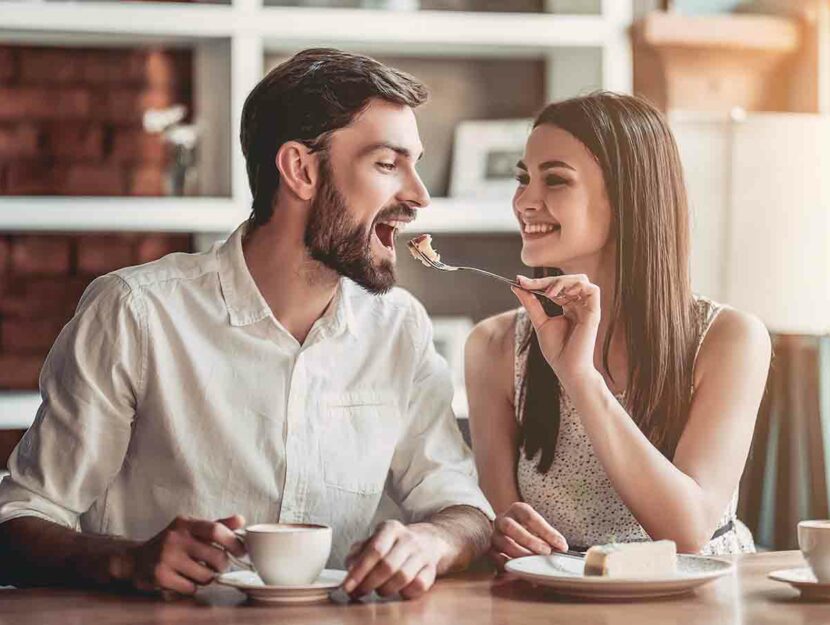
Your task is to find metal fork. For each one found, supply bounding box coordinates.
[407,241,555,303]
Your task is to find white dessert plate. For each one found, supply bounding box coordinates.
[216,569,347,605]
[768,567,830,601]
[505,553,734,600]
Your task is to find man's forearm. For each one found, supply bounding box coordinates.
[0,517,136,588]
[415,505,492,575]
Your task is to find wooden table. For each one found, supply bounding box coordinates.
[0,551,826,624]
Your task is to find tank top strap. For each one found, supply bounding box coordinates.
[691,295,728,392]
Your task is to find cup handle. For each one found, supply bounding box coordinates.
[227,528,254,571]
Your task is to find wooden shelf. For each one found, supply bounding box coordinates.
[634,11,800,53]
[633,10,803,113]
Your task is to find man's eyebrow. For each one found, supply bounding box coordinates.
[515,159,575,171]
[361,142,424,161]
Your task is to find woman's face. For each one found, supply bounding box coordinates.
[513,124,613,273]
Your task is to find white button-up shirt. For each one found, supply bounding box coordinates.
[0,224,493,567]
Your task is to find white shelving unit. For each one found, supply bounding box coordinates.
[0,393,41,430]
[0,0,632,429]
[0,196,517,233]
[0,0,632,237]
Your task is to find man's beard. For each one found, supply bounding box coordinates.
[304,160,400,295]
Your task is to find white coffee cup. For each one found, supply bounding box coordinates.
[231,523,332,586]
[798,520,830,582]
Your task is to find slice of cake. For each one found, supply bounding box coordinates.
[408,234,440,267]
[583,540,677,578]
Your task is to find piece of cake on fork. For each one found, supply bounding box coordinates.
[408,234,441,267]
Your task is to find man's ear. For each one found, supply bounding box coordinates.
[275,141,318,201]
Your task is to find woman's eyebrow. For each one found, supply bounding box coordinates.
[515,159,575,171]
[539,160,575,171]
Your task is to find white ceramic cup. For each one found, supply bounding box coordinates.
[798,520,830,582]
[231,523,333,586]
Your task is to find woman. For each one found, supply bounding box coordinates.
[465,93,771,565]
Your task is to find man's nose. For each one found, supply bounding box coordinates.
[403,170,430,209]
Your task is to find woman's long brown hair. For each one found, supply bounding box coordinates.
[519,92,698,472]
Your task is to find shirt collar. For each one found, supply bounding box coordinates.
[217,223,271,327]
[217,222,356,336]
[322,278,356,338]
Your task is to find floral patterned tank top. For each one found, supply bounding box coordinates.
[513,296,755,555]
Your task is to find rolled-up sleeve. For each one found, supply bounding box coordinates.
[387,302,494,523]
[0,274,144,529]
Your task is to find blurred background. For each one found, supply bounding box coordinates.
[0,0,828,551]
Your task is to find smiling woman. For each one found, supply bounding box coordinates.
[466,92,771,566]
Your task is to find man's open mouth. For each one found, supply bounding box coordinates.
[373,218,411,251]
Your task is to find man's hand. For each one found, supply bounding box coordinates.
[119,514,246,595]
[342,520,448,600]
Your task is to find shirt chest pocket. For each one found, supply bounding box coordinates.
[320,390,401,495]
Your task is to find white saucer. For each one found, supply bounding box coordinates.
[768,567,830,601]
[505,553,734,600]
[216,569,347,604]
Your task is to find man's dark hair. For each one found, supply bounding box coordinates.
[240,48,429,229]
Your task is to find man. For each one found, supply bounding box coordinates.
[0,48,493,599]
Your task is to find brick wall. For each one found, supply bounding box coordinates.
[0,233,191,390]
[0,44,195,391]
[0,45,191,195]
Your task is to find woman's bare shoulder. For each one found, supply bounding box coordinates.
[466,310,519,360]
[694,306,771,385]
[465,310,520,393]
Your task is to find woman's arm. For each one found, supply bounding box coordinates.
[572,308,770,552]
[514,276,771,552]
[465,313,568,563]
[465,312,522,513]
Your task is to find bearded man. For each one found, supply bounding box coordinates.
[0,49,493,599]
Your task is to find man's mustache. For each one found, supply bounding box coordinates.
[375,204,417,223]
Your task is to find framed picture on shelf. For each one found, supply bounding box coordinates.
[449,119,532,200]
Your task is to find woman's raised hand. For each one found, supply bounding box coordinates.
[512,274,601,386]
[490,502,568,570]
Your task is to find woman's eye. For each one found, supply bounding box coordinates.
[514,173,568,187]
[377,162,396,171]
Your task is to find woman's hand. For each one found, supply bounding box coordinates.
[490,502,568,570]
[512,274,601,386]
